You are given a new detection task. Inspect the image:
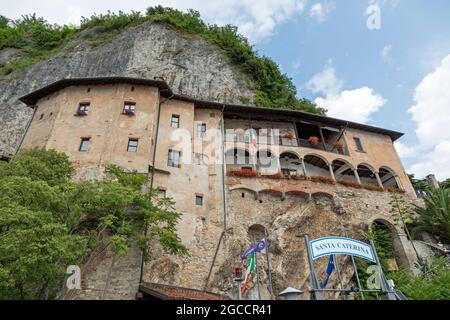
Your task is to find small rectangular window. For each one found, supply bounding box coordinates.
[168,149,181,168]
[195,195,203,206]
[197,123,206,138]
[354,137,364,152]
[158,188,166,198]
[79,138,90,152]
[127,138,138,152]
[76,102,90,116]
[171,115,180,128]
[123,102,136,115]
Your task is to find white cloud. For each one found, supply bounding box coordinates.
[401,54,450,179]
[394,141,417,158]
[306,61,386,123]
[309,2,336,23]
[2,0,308,43]
[315,87,386,123]
[380,44,392,61]
[305,61,343,96]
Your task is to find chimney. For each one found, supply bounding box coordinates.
[426,174,440,189]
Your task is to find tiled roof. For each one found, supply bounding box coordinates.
[139,282,231,300]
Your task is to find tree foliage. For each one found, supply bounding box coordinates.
[0,7,325,115]
[413,188,450,243]
[0,148,186,299]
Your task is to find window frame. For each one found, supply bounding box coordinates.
[127,138,139,153]
[123,102,136,115]
[353,137,364,152]
[168,149,181,168]
[195,195,203,206]
[197,123,207,138]
[171,115,180,128]
[76,102,90,116]
[79,137,91,152]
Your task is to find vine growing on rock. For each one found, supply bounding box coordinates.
[0,6,325,115]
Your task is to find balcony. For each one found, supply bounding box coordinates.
[224,134,349,156]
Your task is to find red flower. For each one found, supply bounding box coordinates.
[308,136,320,145]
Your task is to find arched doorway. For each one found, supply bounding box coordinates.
[280,152,302,177]
[357,164,379,186]
[379,166,400,189]
[304,154,331,178]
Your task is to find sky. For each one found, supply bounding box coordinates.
[2,0,450,180]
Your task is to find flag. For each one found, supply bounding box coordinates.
[241,239,267,260]
[241,252,255,293]
[321,255,335,289]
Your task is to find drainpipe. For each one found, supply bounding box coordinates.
[14,105,37,156]
[220,104,228,231]
[139,92,174,284]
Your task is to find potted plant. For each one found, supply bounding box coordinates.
[308,136,320,145]
[334,141,344,149]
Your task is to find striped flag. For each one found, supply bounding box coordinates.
[241,252,256,293]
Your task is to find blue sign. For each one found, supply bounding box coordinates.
[310,237,376,263]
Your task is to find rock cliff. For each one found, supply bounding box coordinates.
[0,21,254,158]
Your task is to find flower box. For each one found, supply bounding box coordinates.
[227,168,258,178]
[310,175,335,185]
[308,136,320,145]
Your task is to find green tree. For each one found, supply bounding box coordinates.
[0,148,186,299]
[413,188,450,243]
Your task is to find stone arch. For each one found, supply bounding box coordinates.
[230,187,258,200]
[256,149,279,174]
[285,190,310,202]
[248,224,267,241]
[280,151,302,177]
[331,159,356,182]
[357,163,378,186]
[370,218,415,271]
[379,166,400,189]
[312,191,334,204]
[304,154,331,178]
[258,189,283,198]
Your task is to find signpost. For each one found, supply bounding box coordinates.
[304,234,398,300]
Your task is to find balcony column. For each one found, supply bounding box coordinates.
[328,163,336,181]
[394,175,403,189]
[301,158,308,177]
[353,168,362,184]
[375,172,383,188]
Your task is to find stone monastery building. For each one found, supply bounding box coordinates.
[18,77,419,299]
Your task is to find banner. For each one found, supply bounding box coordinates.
[310,237,376,263]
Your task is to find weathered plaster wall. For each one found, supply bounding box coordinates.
[22,83,159,174]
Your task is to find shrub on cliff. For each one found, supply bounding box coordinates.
[1,7,325,115]
[0,148,186,299]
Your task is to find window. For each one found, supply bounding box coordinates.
[76,102,90,116]
[168,149,181,168]
[123,102,135,115]
[127,138,138,152]
[353,137,364,152]
[171,115,180,128]
[79,138,90,152]
[195,195,203,206]
[197,123,206,138]
[158,188,166,198]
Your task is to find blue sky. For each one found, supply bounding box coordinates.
[3,0,450,179]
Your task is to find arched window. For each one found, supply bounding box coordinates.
[280,152,302,177]
[379,166,400,189]
[331,159,356,182]
[304,154,331,178]
[357,164,378,186]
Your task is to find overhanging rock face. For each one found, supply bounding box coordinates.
[0,21,254,158]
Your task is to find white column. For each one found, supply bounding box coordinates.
[328,164,336,181]
[354,169,361,184]
[301,158,308,177]
[375,172,383,188]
